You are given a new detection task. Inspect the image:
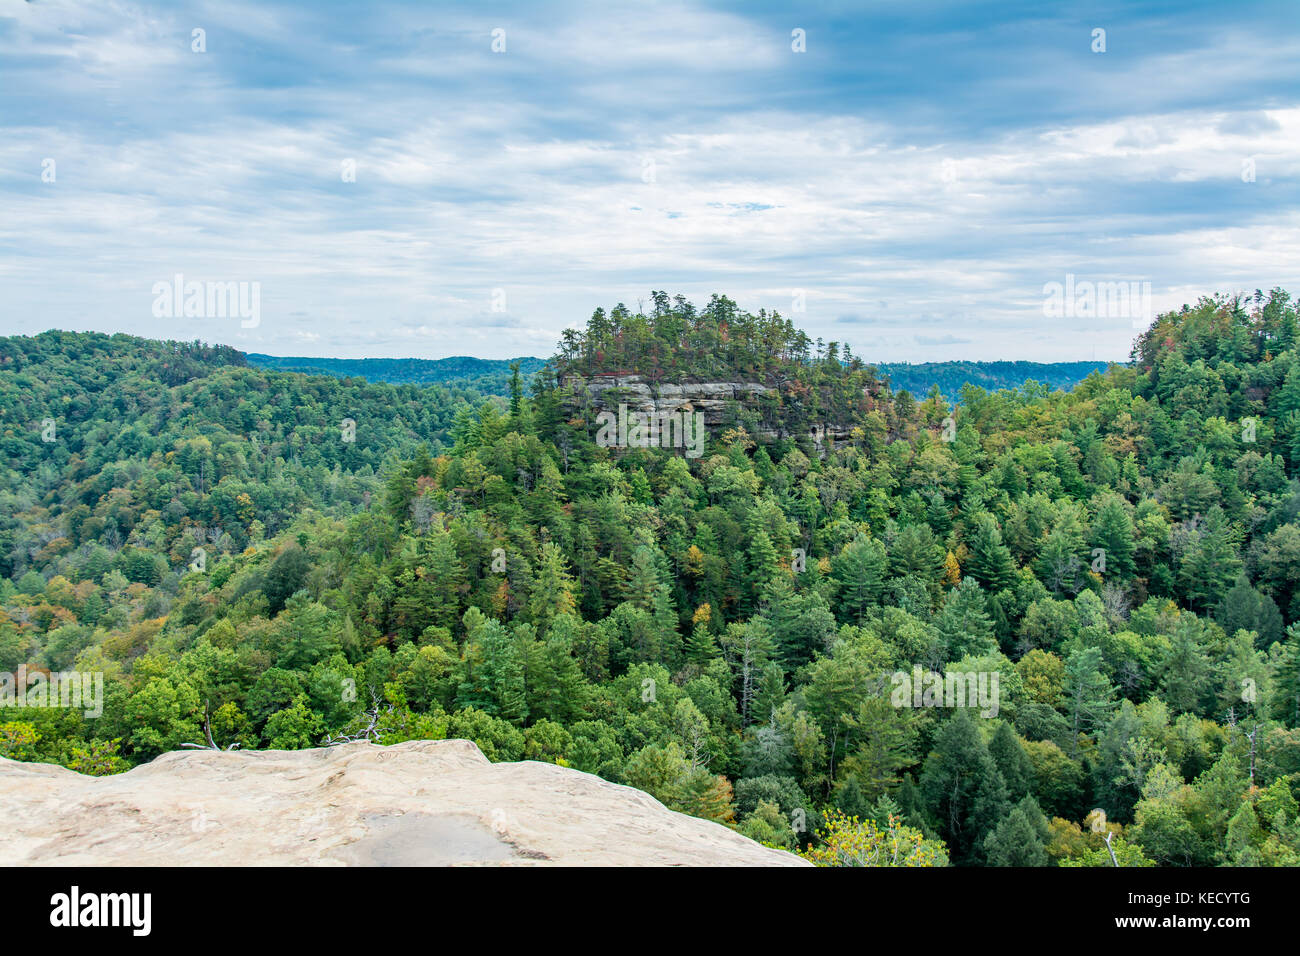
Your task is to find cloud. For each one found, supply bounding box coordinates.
[1216,111,1283,136]
[915,334,972,346]
[0,0,1297,362]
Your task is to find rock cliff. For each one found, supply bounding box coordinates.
[561,373,858,450]
[0,739,808,867]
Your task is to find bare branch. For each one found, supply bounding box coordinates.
[181,702,242,751]
[322,688,392,747]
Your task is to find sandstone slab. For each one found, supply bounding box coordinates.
[0,740,808,867]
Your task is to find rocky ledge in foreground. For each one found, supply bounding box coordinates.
[0,739,807,867]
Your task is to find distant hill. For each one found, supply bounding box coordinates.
[245,353,547,393]
[871,360,1112,398]
[0,330,493,571]
[244,352,1109,399]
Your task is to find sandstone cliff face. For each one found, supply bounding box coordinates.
[0,739,808,867]
[562,373,857,449]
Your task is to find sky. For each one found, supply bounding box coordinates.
[1,0,1298,362]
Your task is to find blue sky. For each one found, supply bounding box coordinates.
[1,0,1297,361]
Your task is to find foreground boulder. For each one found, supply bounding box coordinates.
[0,739,807,866]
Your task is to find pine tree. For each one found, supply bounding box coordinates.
[832,533,888,624]
[841,697,919,798]
[889,523,945,597]
[529,542,578,633]
[1157,618,1213,714]
[625,545,676,628]
[1215,575,1283,647]
[1178,505,1242,612]
[744,527,780,613]
[927,491,953,536]
[983,805,1049,866]
[421,530,468,631]
[934,577,997,660]
[988,721,1034,800]
[919,709,1010,864]
[525,621,589,723]
[458,614,527,725]
[1273,625,1300,726]
[762,577,837,669]
[506,360,532,433]
[1225,798,1263,865]
[751,662,786,724]
[684,607,718,664]
[964,513,1016,593]
[1063,645,1115,755]
[834,776,871,820]
[1091,494,1136,579]
[1035,527,1085,595]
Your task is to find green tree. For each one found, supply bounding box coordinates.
[919,709,1010,864]
[983,805,1049,867]
[1091,494,1136,579]
[965,514,1016,593]
[988,721,1035,800]
[264,545,311,616]
[934,578,997,660]
[1063,646,1115,756]
[832,533,889,624]
[263,694,319,749]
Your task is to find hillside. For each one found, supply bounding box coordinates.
[0,330,512,577]
[3,290,1300,867]
[0,739,805,866]
[873,361,1111,399]
[243,350,1105,399]
[245,353,548,393]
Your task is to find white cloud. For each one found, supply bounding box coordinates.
[0,1,1296,362]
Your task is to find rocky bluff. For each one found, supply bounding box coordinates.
[559,373,860,454]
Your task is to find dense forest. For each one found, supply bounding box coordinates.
[875,360,1109,400]
[3,289,1300,868]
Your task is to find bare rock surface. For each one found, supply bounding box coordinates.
[0,739,808,867]
[560,373,858,449]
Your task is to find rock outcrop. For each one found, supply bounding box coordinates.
[569,373,772,428]
[561,373,857,450]
[0,739,808,867]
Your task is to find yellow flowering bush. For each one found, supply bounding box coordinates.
[800,810,949,867]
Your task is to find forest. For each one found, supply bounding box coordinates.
[245,353,548,392]
[3,288,1300,867]
[245,348,1104,400]
[874,360,1109,400]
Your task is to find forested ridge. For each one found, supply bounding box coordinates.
[3,289,1300,867]
[875,360,1110,400]
[246,347,1104,399]
[245,353,548,392]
